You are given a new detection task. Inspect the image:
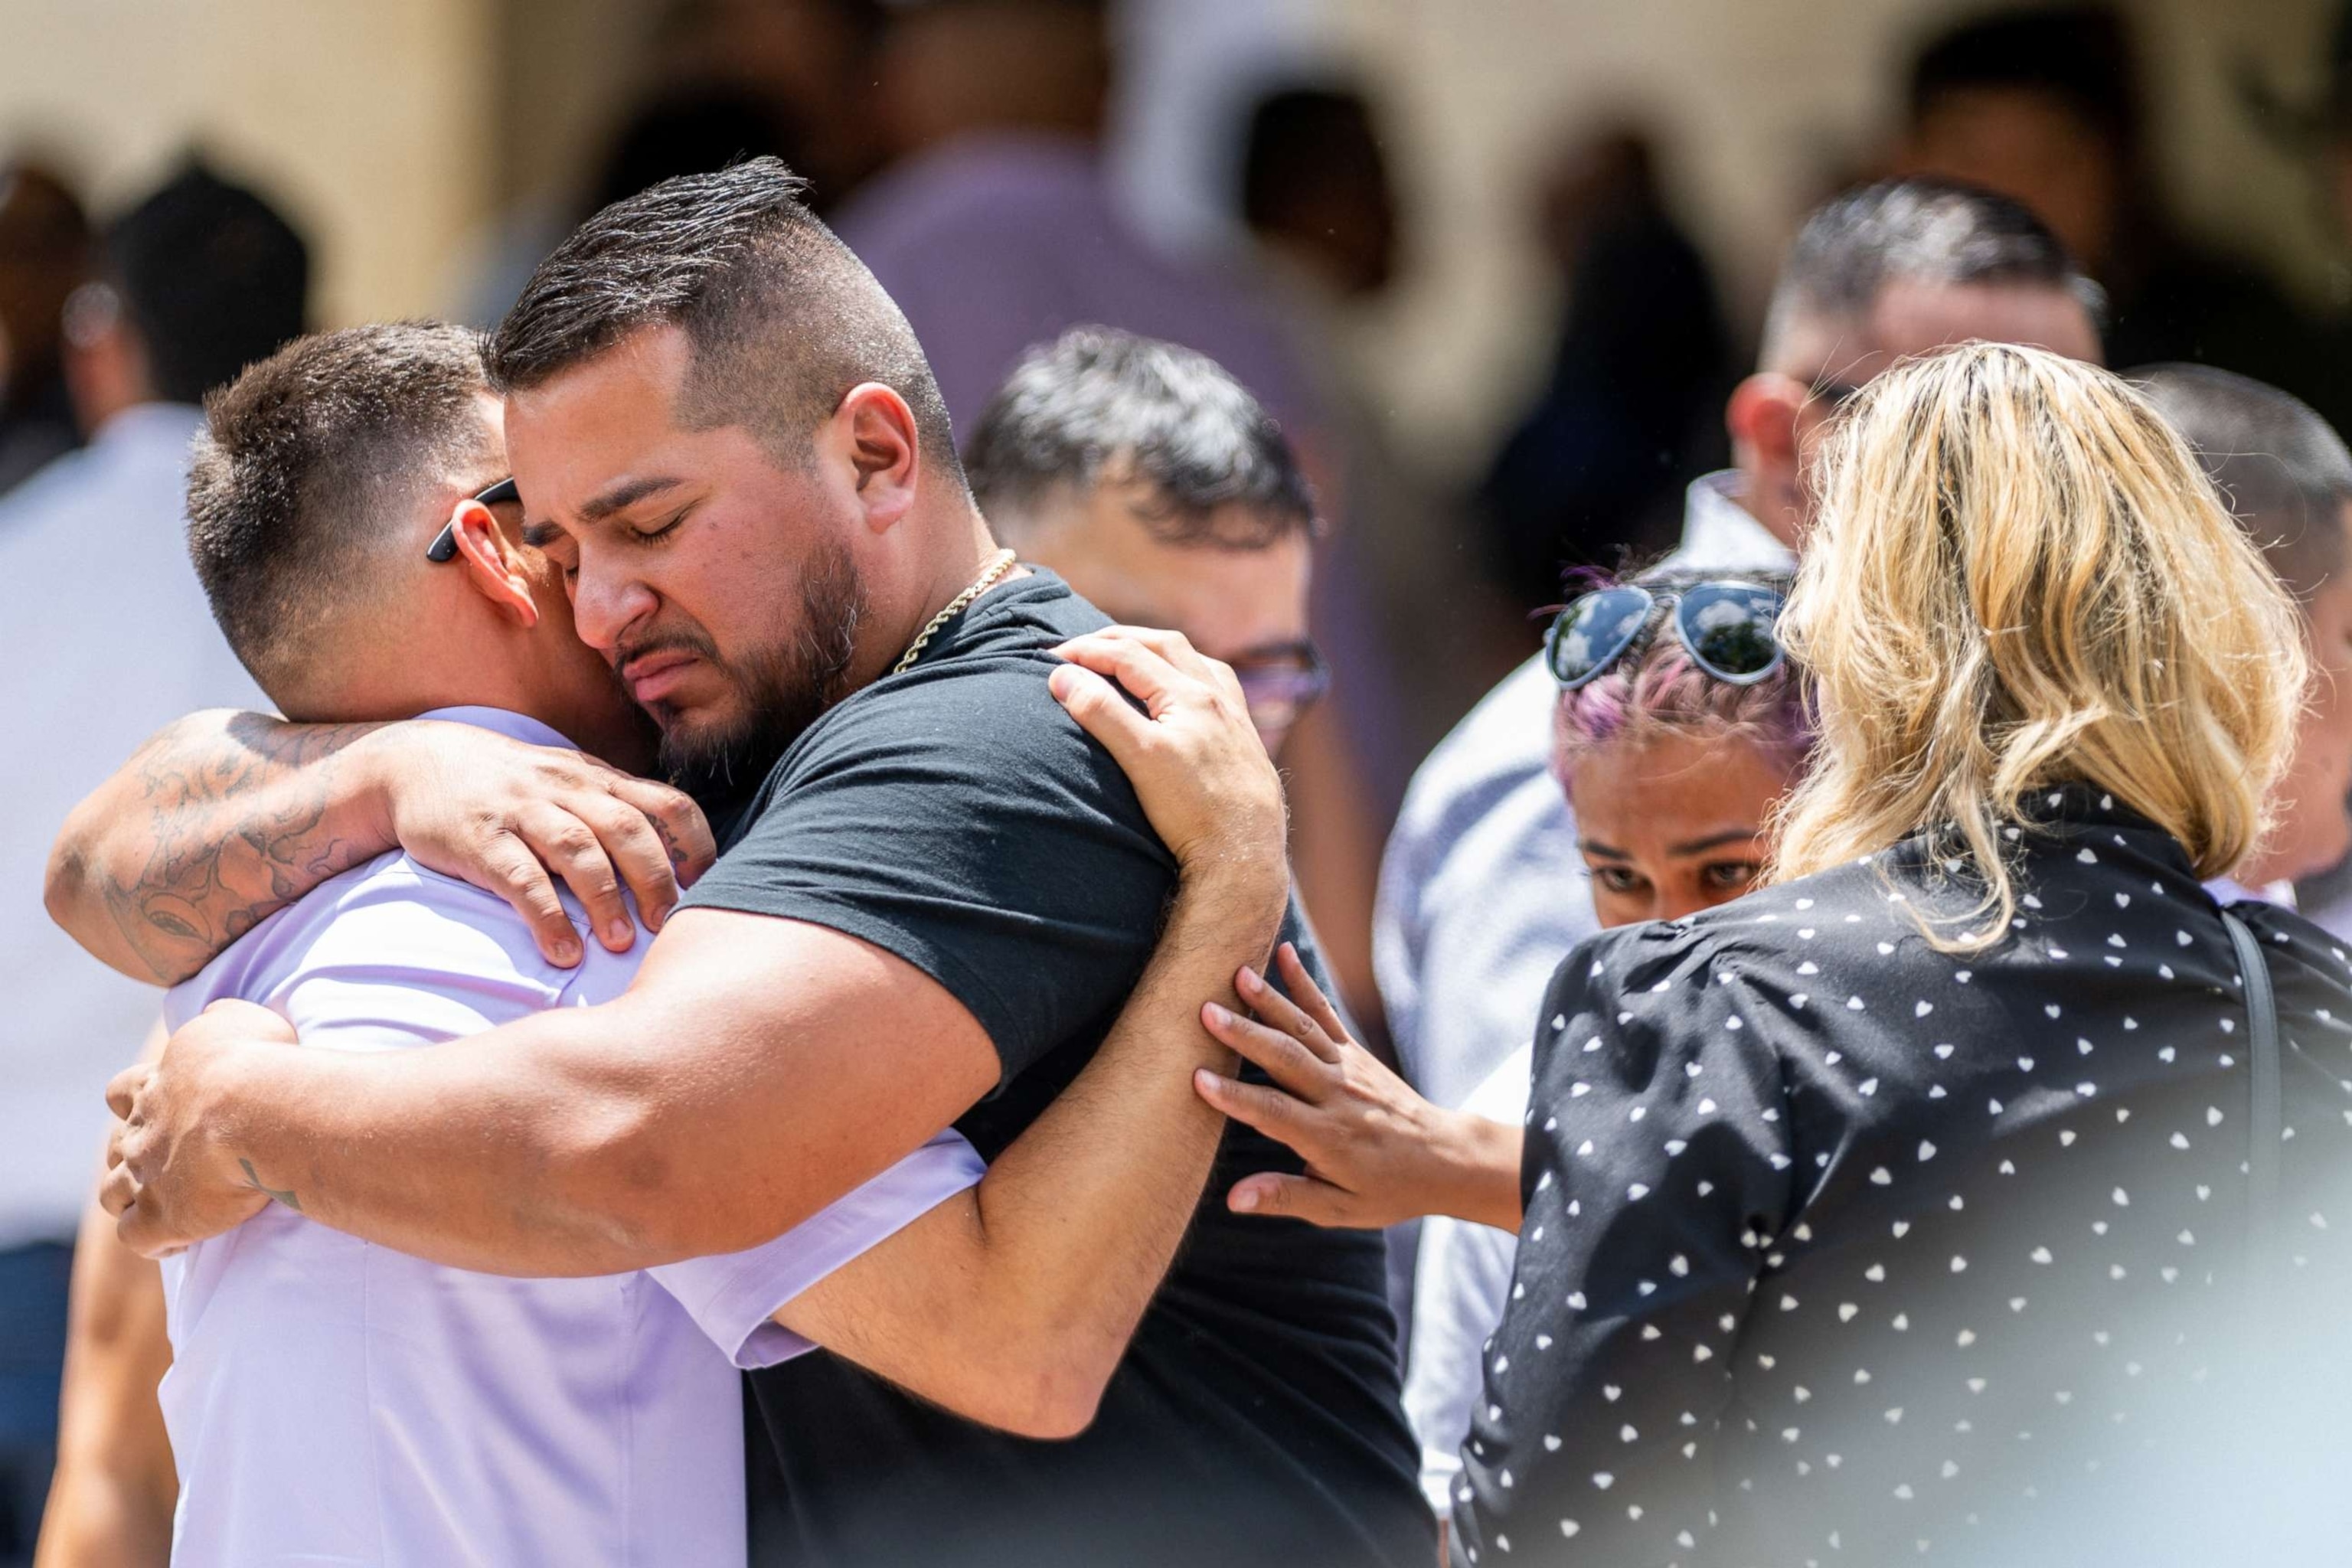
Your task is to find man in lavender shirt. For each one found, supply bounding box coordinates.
[118,322,1291,1564]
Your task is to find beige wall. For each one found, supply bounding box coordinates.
[1326,0,2344,475]
[0,0,500,328]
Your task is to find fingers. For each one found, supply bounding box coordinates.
[1047,662,1155,767]
[567,790,679,937]
[473,835,583,967]
[1272,943,1351,1049]
[608,776,717,893]
[1191,1065,1321,1156]
[1234,964,1344,1065]
[106,1063,148,1120]
[1053,632,1191,714]
[511,803,629,955]
[101,1160,138,1220]
[1201,998,1334,1099]
[1224,1171,1361,1228]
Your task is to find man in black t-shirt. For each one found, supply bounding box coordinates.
[60,161,1429,1565]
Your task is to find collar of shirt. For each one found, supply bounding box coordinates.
[416,704,580,753]
[1663,470,1797,575]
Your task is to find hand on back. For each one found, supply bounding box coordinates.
[1049,625,1288,901]
[371,720,716,966]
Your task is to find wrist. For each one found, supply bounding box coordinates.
[1171,856,1289,953]
[342,724,408,857]
[1430,1108,1526,1232]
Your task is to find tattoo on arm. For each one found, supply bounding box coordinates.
[87,714,383,984]
[237,1158,302,1213]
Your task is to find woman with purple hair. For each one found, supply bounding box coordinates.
[1187,564,1804,1517]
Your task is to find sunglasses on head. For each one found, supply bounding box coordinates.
[1544,580,1786,691]
[426,475,521,564]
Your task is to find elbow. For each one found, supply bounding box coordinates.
[971,1357,1110,1442]
[534,1091,714,1269]
[973,1328,1120,1441]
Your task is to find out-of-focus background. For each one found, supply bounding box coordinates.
[5,3,2352,1552]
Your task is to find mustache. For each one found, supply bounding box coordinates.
[613,623,721,670]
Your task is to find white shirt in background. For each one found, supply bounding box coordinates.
[0,403,269,1250]
[158,707,985,1567]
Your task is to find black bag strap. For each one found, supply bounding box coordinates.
[2219,907,2283,1250]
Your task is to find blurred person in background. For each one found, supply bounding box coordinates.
[645,0,890,213]
[1377,178,2102,1135]
[0,165,90,500]
[835,0,1398,1054]
[1478,126,1735,612]
[1236,81,1517,804]
[0,160,302,1568]
[1454,340,2352,1566]
[2133,365,2352,935]
[964,327,1326,760]
[1893,4,2328,413]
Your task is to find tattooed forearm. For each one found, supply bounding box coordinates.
[238,1158,302,1213]
[47,710,389,985]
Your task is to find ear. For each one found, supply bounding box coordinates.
[836,382,921,536]
[446,499,541,630]
[1725,371,1808,542]
[1726,371,1804,469]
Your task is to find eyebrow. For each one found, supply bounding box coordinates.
[1579,829,1762,861]
[1668,828,1764,856]
[578,473,686,523]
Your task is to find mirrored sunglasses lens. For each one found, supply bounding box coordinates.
[1677,584,1784,679]
[1549,589,1652,685]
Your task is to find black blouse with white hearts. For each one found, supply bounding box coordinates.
[1452,785,2352,1566]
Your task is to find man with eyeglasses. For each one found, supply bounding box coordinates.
[962,326,1328,760]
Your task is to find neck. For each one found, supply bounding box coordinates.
[851,500,1005,691]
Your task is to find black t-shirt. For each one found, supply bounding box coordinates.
[678,570,1429,1568]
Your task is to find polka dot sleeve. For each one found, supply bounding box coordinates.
[1452,920,1799,1565]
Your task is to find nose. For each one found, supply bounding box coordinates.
[568,555,659,656]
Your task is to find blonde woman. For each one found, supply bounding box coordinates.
[1429,344,2352,1564]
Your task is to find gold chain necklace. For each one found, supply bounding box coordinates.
[890,549,1018,676]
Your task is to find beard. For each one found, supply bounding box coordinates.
[644,536,868,802]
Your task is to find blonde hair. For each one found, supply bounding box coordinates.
[1772,342,2306,949]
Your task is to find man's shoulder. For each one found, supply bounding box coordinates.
[788,575,1112,768]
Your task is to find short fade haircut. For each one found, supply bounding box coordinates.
[962,326,1315,550]
[187,322,497,697]
[106,162,310,407]
[1762,178,2102,369]
[487,156,958,477]
[2135,363,2352,603]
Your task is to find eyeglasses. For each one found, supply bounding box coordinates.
[1230,645,1330,740]
[426,476,521,563]
[1544,580,1785,691]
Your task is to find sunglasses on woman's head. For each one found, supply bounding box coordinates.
[1544,580,1786,691]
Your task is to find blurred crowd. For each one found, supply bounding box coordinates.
[11,0,2352,1563]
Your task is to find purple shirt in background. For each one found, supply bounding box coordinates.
[833,131,1321,439]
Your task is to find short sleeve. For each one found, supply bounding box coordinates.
[678,658,1177,1086]
[1452,921,1798,1563]
[648,1129,986,1369]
